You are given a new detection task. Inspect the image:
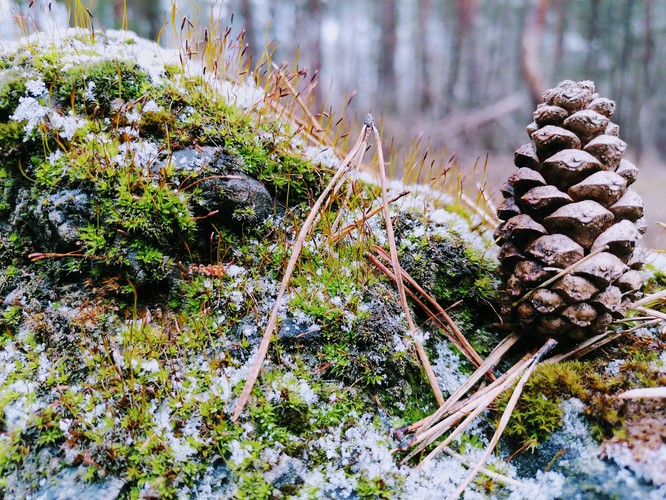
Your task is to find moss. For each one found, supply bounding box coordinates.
[0,121,27,162]
[499,348,666,450]
[47,58,151,117]
[0,70,27,121]
[401,234,495,307]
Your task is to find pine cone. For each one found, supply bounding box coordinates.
[497,80,645,343]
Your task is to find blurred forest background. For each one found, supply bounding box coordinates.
[2,0,666,246]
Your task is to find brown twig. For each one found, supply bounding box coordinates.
[452,338,557,496]
[232,119,372,422]
[370,117,444,406]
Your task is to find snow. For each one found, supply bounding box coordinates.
[604,442,666,487]
[432,342,468,395]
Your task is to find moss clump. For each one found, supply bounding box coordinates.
[499,345,666,450]
[0,71,26,121]
[399,233,496,307]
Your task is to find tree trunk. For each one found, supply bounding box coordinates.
[417,0,431,112]
[584,0,600,80]
[378,0,397,112]
[307,0,323,109]
[520,0,551,107]
[553,0,566,77]
[240,0,256,67]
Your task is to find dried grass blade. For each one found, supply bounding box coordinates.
[452,338,557,497]
[373,246,486,370]
[416,333,521,436]
[232,122,372,422]
[617,387,666,399]
[370,117,444,406]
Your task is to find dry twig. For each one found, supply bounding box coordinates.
[232,119,372,422]
[369,116,444,406]
[451,338,557,496]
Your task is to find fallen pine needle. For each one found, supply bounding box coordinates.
[633,305,666,322]
[370,117,444,406]
[405,352,533,464]
[631,289,666,308]
[452,338,557,497]
[513,245,609,307]
[439,446,526,488]
[617,387,666,399]
[416,333,520,437]
[367,249,486,373]
[371,246,486,372]
[232,119,372,422]
[330,190,411,242]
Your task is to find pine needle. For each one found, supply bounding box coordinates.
[631,289,666,307]
[513,244,610,307]
[330,190,411,242]
[232,119,372,422]
[369,116,445,406]
[403,352,533,464]
[439,446,526,488]
[416,333,520,436]
[370,246,486,371]
[617,387,666,399]
[451,338,557,497]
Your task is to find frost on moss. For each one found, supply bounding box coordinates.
[1,27,646,500]
[0,28,512,499]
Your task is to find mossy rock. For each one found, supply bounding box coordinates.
[1,28,664,500]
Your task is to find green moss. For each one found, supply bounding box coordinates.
[499,351,666,449]
[0,121,26,162]
[0,70,26,121]
[44,58,151,117]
